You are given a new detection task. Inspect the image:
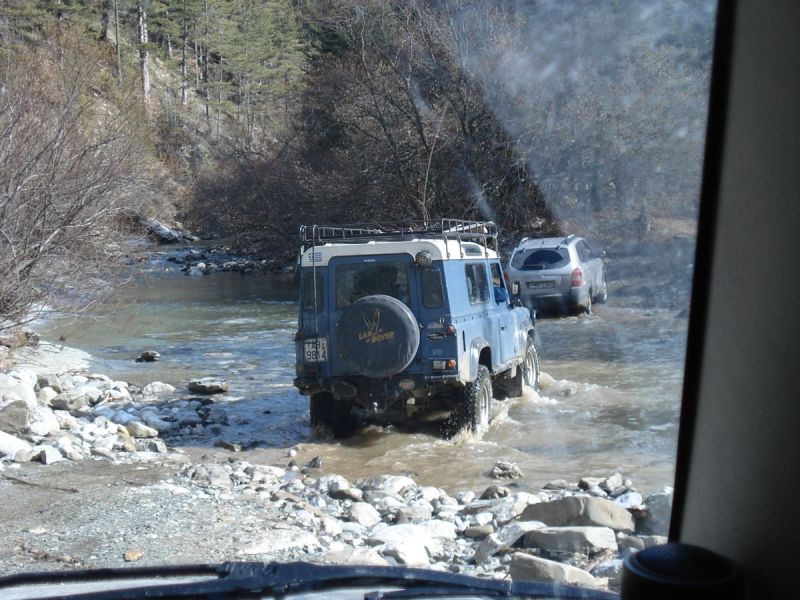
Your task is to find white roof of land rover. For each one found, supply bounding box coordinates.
[300,238,498,267]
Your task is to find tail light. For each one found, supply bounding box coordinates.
[293,331,305,341]
[571,267,584,287]
[445,324,457,336]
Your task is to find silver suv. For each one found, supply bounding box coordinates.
[507,235,607,315]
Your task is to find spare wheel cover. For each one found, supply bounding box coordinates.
[335,294,420,378]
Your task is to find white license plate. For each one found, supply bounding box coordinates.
[528,281,555,289]
[304,338,328,362]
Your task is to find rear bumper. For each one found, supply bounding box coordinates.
[293,374,461,399]
[520,287,589,311]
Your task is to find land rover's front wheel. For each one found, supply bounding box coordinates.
[310,392,352,438]
[450,365,493,437]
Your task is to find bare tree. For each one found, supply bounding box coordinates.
[0,30,160,328]
[138,1,150,113]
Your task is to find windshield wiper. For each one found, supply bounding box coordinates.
[0,561,618,600]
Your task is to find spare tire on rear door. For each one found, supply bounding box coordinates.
[335,294,420,378]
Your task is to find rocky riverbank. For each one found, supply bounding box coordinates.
[1,341,673,591]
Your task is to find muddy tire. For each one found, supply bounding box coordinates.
[450,365,493,436]
[522,337,541,391]
[310,392,352,438]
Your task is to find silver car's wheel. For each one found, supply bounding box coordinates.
[596,278,608,304]
[581,292,593,315]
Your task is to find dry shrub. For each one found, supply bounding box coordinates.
[0,27,165,327]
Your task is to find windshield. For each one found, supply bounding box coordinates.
[0,0,715,596]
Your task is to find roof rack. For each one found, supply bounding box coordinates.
[299,219,499,255]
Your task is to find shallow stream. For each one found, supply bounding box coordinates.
[35,251,687,495]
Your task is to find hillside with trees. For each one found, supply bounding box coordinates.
[0,0,714,326]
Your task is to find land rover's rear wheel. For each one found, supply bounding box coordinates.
[522,338,541,391]
[451,365,493,436]
[310,392,352,438]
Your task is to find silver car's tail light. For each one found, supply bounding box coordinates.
[571,267,584,287]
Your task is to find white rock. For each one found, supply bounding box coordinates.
[37,387,58,404]
[315,474,350,494]
[525,526,618,554]
[323,546,389,566]
[360,475,416,495]
[348,502,382,527]
[92,436,117,451]
[455,490,476,505]
[473,512,494,526]
[370,495,406,515]
[141,382,175,396]
[419,486,445,502]
[320,517,343,536]
[0,430,31,458]
[55,436,76,455]
[614,492,644,509]
[368,521,455,558]
[464,492,540,523]
[382,540,430,567]
[75,386,103,404]
[33,445,63,464]
[28,405,61,435]
[239,529,321,555]
[473,521,546,563]
[600,473,624,493]
[7,369,38,389]
[0,381,36,407]
[509,553,598,588]
[125,421,159,438]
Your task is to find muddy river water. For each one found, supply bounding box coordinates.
[36,255,687,496]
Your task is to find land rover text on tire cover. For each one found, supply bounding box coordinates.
[293,220,540,437]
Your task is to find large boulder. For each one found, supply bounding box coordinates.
[0,375,37,407]
[520,495,635,532]
[463,492,541,523]
[523,526,618,554]
[187,378,228,394]
[509,553,598,588]
[473,521,546,564]
[0,430,32,459]
[0,400,31,434]
[381,540,430,567]
[367,521,455,559]
[347,502,381,527]
[28,404,61,436]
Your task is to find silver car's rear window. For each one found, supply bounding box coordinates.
[512,248,570,270]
